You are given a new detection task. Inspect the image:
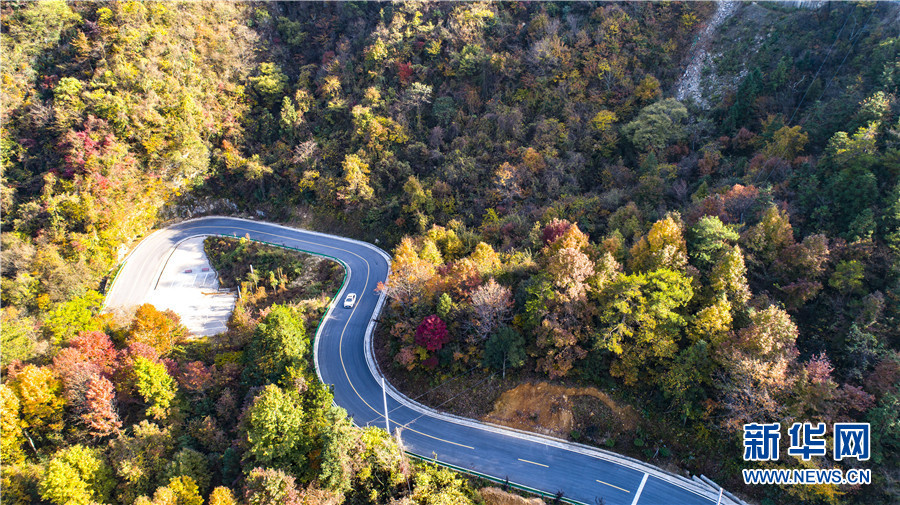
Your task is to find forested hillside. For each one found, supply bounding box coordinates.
[2,1,898,504]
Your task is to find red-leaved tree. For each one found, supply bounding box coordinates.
[70,331,117,375]
[397,62,414,85]
[81,375,121,439]
[415,315,449,352]
[178,361,213,394]
[541,218,572,246]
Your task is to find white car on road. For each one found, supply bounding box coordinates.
[343,293,357,308]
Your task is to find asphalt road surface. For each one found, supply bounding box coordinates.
[105,217,732,505]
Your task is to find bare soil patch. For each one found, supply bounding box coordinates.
[480,487,545,505]
[484,382,639,440]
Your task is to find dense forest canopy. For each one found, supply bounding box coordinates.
[1,1,899,504]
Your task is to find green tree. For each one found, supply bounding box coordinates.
[244,385,307,474]
[456,44,486,77]
[826,122,880,166]
[868,392,900,465]
[436,293,454,319]
[108,421,175,504]
[431,96,455,125]
[403,176,432,218]
[841,323,882,382]
[41,290,104,345]
[598,269,694,385]
[133,357,178,420]
[419,239,443,265]
[470,241,501,274]
[687,216,740,270]
[629,214,689,273]
[2,1,81,63]
[403,82,433,129]
[276,16,307,47]
[53,77,85,127]
[741,205,796,265]
[39,445,114,505]
[829,260,865,294]
[338,153,375,204]
[279,96,302,140]
[0,462,44,505]
[411,463,479,505]
[660,341,713,421]
[1,308,36,367]
[590,109,619,154]
[709,245,751,306]
[250,62,288,107]
[689,296,733,346]
[879,182,900,253]
[366,39,388,66]
[622,98,688,152]
[522,276,554,330]
[826,165,879,241]
[724,67,762,132]
[316,407,358,494]
[763,125,808,159]
[355,427,408,500]
[164,449,210,496]
[483,326,526,378]
[242,305,307,387]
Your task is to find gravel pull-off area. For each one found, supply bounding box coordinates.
[675,1,739,108]
[146,236,236,336]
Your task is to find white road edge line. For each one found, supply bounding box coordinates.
[631,473,648,505]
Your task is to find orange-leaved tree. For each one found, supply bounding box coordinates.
[128,304,188,357]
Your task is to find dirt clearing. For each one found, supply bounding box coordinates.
[484,382,639,440]
[480,487,545,505]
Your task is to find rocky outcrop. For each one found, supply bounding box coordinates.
[674,1,739,108]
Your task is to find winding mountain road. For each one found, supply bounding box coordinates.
[105,217,736,505]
